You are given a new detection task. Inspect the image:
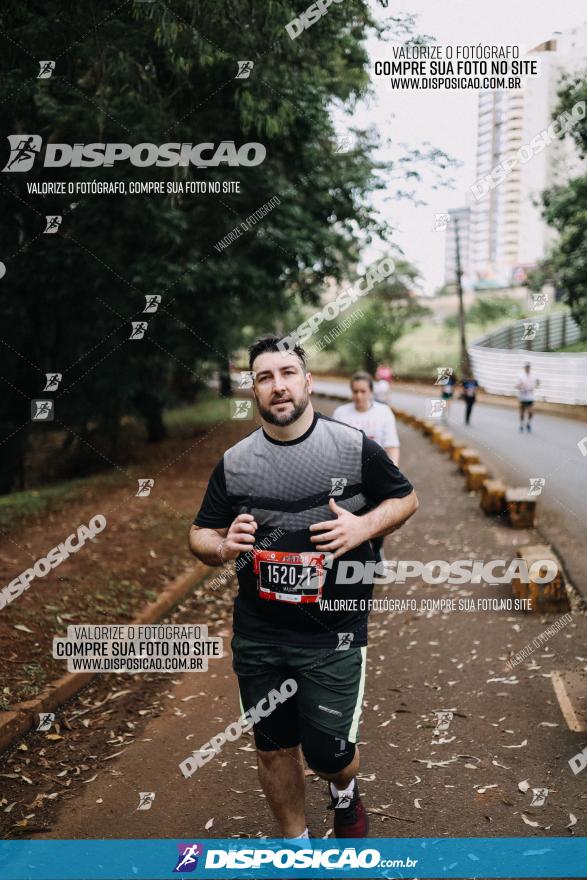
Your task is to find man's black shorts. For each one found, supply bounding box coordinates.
[232,634,367,750]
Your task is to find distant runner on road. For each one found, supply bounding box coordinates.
[374,361,393,403]
[375,362,393,384]
[333,371,401,563]
[462,375,479,426]
[516,362,540,433]
[189,335,418,841]
[439,370,457,424]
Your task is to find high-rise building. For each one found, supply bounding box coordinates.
[470,21,587,287]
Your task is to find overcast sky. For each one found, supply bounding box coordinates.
[348,0,587,293]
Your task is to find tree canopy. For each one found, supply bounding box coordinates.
[319,257,429,373]
[0,1,450,491]
[527,72,587,336]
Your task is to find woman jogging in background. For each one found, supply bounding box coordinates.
[333,372,401,563]
[374,362,393,403]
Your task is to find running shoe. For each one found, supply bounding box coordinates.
[526,423,532,432]
[329,780,369,837]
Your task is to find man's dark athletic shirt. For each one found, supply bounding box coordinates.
[194,411,413,648]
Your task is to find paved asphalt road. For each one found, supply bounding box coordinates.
[313,379,587,599]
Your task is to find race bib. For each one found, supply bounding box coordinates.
[253,549,326,604]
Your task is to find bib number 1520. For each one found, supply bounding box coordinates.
[265,563,313,590]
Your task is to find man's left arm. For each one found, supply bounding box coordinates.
[357,434,417,539]
[309,493,417,558]
[360,491,418,539]
[309,437,418,558]
[382,409,400,466]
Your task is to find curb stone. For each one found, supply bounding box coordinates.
[0,561,211,753]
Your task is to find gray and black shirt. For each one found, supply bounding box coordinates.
[194,411,413,648]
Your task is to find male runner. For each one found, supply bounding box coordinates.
[333,371,401,563]
[462,374,479,426]
[189,335,418,839]
[516,362,540,433]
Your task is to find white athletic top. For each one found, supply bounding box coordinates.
[333,400,400,448]
[517,372,538,402]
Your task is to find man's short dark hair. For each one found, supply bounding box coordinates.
[351,371,373,390]
[248,334,307,372]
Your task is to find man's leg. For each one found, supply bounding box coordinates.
[519,402,526,430]
[257,745,307,837]
[232,634,306,837]
[465,398,473,424]
[300,727,368,837]
[305,740,360,787]
[527,402,533,431]
[441,397,448,424]
[294,644,369,837]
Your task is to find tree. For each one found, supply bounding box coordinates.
[0,0,382,490]
[527,72,587,337]
[0,1,454,492]
[467,295,523,328]
[324,258,429,373]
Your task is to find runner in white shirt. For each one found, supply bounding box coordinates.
[334,372,401,562]
[516,362,540,433]
[334,373,400,464]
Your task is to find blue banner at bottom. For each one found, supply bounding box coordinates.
[1,837,586,879]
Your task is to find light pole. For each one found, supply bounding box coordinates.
[454,217,471,376]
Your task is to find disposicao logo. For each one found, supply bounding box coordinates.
[173,843,203,873]
[2,135,266,171]
[3,135,42,171]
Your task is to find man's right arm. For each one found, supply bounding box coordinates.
[189,456,233,567]
[188,524,228,567]
[188,515,257,567]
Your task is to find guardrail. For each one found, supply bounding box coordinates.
[469,313,587,405]
[473,312,581,351]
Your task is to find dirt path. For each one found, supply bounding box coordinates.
[0,414,250,703]
[2,398,586,849]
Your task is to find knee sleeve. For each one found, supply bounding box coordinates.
[249,697,300,752]
[300,725,356,774]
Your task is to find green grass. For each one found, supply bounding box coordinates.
[307,296,575,379]
[0,687,12,711]
[392,319,493,378]
[20,661,46,697]
[164,390,231,431]
[0,390,231,528]
[0,466,128,529]
[0,479,91,529]
[392,306,579,378]
[556,339,587,353]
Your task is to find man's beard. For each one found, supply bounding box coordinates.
[255,386,310,427]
